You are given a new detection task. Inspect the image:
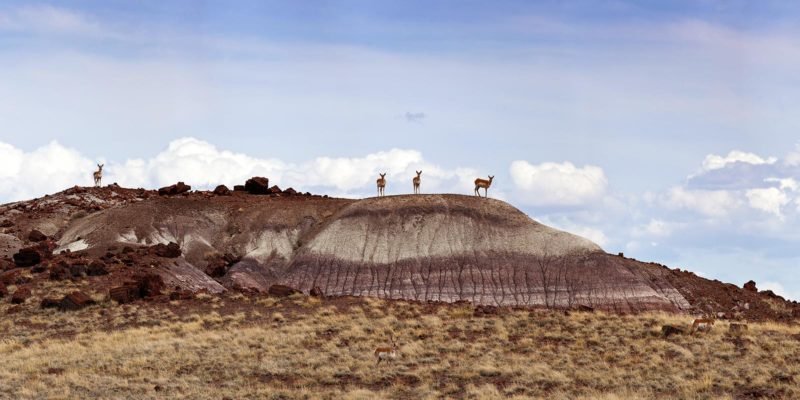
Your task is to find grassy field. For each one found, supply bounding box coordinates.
[1,284,799,399]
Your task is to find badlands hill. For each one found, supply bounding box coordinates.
[1,184,798,320]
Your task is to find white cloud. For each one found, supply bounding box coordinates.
[662,186,740,217]
[0,138,481,202]
[633,219,676,238]
[785,144,800,167]
[509,161,607,206]
[700,150,777,172]
[765,177,799,192]
[745,187,789,218]
[0,141,95,202]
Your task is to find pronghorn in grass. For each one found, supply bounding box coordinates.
[690,316,715,334]
[374,335,398,365]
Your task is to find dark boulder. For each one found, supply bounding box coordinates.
[13,247,41,267]
[28,229,47,242]
[0,269,22,285]
[213,185,231,196]
[87,260,109,276]
[49,263,71,281]
[158,182,191,196]
[70,264,87,278]
[40,297,61,309]
[0,219,13,228]
[110,285,140,304]
[661,325,684,338]
[244,177,270,194]
[60,291,95,311]
[743,280,758,292]
[268,284,301,297]
[136,273,165,297]
[233,185,245,191]
[151,242,181,258]
[269,185,282,194]
[309,286,324,297]
[11,286,31,304]
[283,187,297,195]
[0,285,6,298]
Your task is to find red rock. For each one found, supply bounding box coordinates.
[0,269,21,285]
[49,263,71,281]
[60,291,95,311]
[28,229,47,242]
[170,288,194,300]
[151,242,181,258]
[233,185,245,191]
[12,247,41,267]
[283,187,297,195]
[743,280,758,292]
[40,297,61,309]
[110,285,140,304]
[268,185,282,194]
[87,260,109,276]
[213,185,231,196]
[0,285,6,298]
[69,264,87,278]
[244,177,270,194]
[0,219,13,228]
[11,286,31,304]
[310,286,324,297]
[158,182,191,196]
[136,273,164,297]
[268,284,301,297]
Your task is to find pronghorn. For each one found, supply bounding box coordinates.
[474,175,494,198]
[374,335,398,365]
[93,164,104,187]
[690,316,715,334]
[376,173,387,197]
[412,170,422,194]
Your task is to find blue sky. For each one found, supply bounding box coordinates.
[1,1,800,299]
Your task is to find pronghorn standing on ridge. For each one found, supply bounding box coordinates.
[93,164,104,187]
[376,173,387,197]
[474,175,494,198]
[412,170,422,194]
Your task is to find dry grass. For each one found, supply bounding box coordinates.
[0,292,798,399]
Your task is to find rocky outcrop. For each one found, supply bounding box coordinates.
[213,185,231,196]
[13,247,41,267]
[744,280,758,292]
[11,286,31,304]
[158,182,191,196]
[244,177,270,194]
[28,229,47,242]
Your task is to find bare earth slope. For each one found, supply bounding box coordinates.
[1,186,798,318]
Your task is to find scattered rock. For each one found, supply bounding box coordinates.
[170,288,194,300]
[759,290,784,301]
[136,273,165,297]
[213,185,231,196]
[233,185,245,191]
[743,280,758,292]
[0,219,13,228]
[69,264,87,278]
[158,182,191,196]
[49,263,71,281]
[31,264,46,273]
[269,185,282,194]
[310,286,324,297]
[12,247,41,267]
[474,305,501,317]
[244,177,270,194]
[283,187,297,195]
[661,325,684,338]
[0,269,22,285]
[151,242,181,258]
[40,297,61,309]
[268,284,301,297]
[109,285,140,304]
[60,291,95,311]
[11,286,31,304]
[28,229,47,242]
[87,260,109,276]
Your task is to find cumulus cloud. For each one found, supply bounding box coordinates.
[0,141,95,202]
[633,219,677,238]
[745,187,789,218]
[509,161,607,207]
[0,138,481,202]
[700,150,777,172]
[662,186,740,217]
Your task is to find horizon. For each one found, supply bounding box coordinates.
[2,1,799,300]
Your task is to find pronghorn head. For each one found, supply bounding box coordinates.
[488,175,494,182]
[379,173,386,179]
[97,163,104,171]
[415,170,422,177]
